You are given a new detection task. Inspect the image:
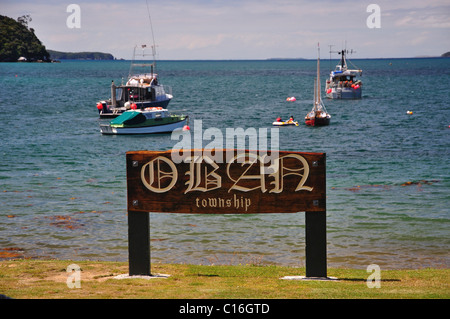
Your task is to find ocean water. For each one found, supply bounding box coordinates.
[0,58,449,269]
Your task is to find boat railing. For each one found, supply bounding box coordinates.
[335,80,362,88]
[125,76,172,93]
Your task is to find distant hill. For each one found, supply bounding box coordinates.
[442,52,450,57]
[0,14,50,62]
[48,50,114,60]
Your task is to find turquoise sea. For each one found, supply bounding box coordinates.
[0,58,449,269]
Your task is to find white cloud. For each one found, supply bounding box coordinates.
[394,6,450,28]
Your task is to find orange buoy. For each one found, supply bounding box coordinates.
[183,125,190,131]
[96,102,103,110]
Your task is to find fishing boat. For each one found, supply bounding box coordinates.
[305,44,331,127]
[325,49,362,99]
[96,45,173,118]
[99,107,188,135]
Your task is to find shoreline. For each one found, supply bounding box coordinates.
[2,56,449,63]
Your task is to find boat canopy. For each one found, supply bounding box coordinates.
[111,111,146,126]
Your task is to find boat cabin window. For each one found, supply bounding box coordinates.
[116,88,123,101]
[334,75,355,83]
[142,87,152,100]
[143,110,168,120]
[153,86,166,101]
[126,88,136,101]
[125,87,154,102]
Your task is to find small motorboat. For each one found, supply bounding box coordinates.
[273,116,298,126]
[272,119,299,126]
[100,107,188,135]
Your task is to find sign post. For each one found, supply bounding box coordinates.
[127,211,150,276]
[126,149,327,278]
[305,211,327,277]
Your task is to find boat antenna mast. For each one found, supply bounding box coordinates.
[146,0,158,72]
[128,1,158,79]
[317,43,321,109]
[328,44,334,72]
[329,46,356,70]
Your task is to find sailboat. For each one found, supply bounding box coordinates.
[305,44,331,127]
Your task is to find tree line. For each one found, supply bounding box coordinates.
[0,15,50,62]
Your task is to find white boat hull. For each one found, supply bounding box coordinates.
[100,118,188,135]
[326,87,361,99]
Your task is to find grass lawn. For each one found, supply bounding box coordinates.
[0,259,448,299]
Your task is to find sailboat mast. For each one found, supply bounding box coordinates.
[314,78,317,109]
[317,43,321,104]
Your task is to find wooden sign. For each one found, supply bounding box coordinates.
[125,149,328,278]
[126,149,325,214]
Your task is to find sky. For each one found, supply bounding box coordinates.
[2,0,450,60]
